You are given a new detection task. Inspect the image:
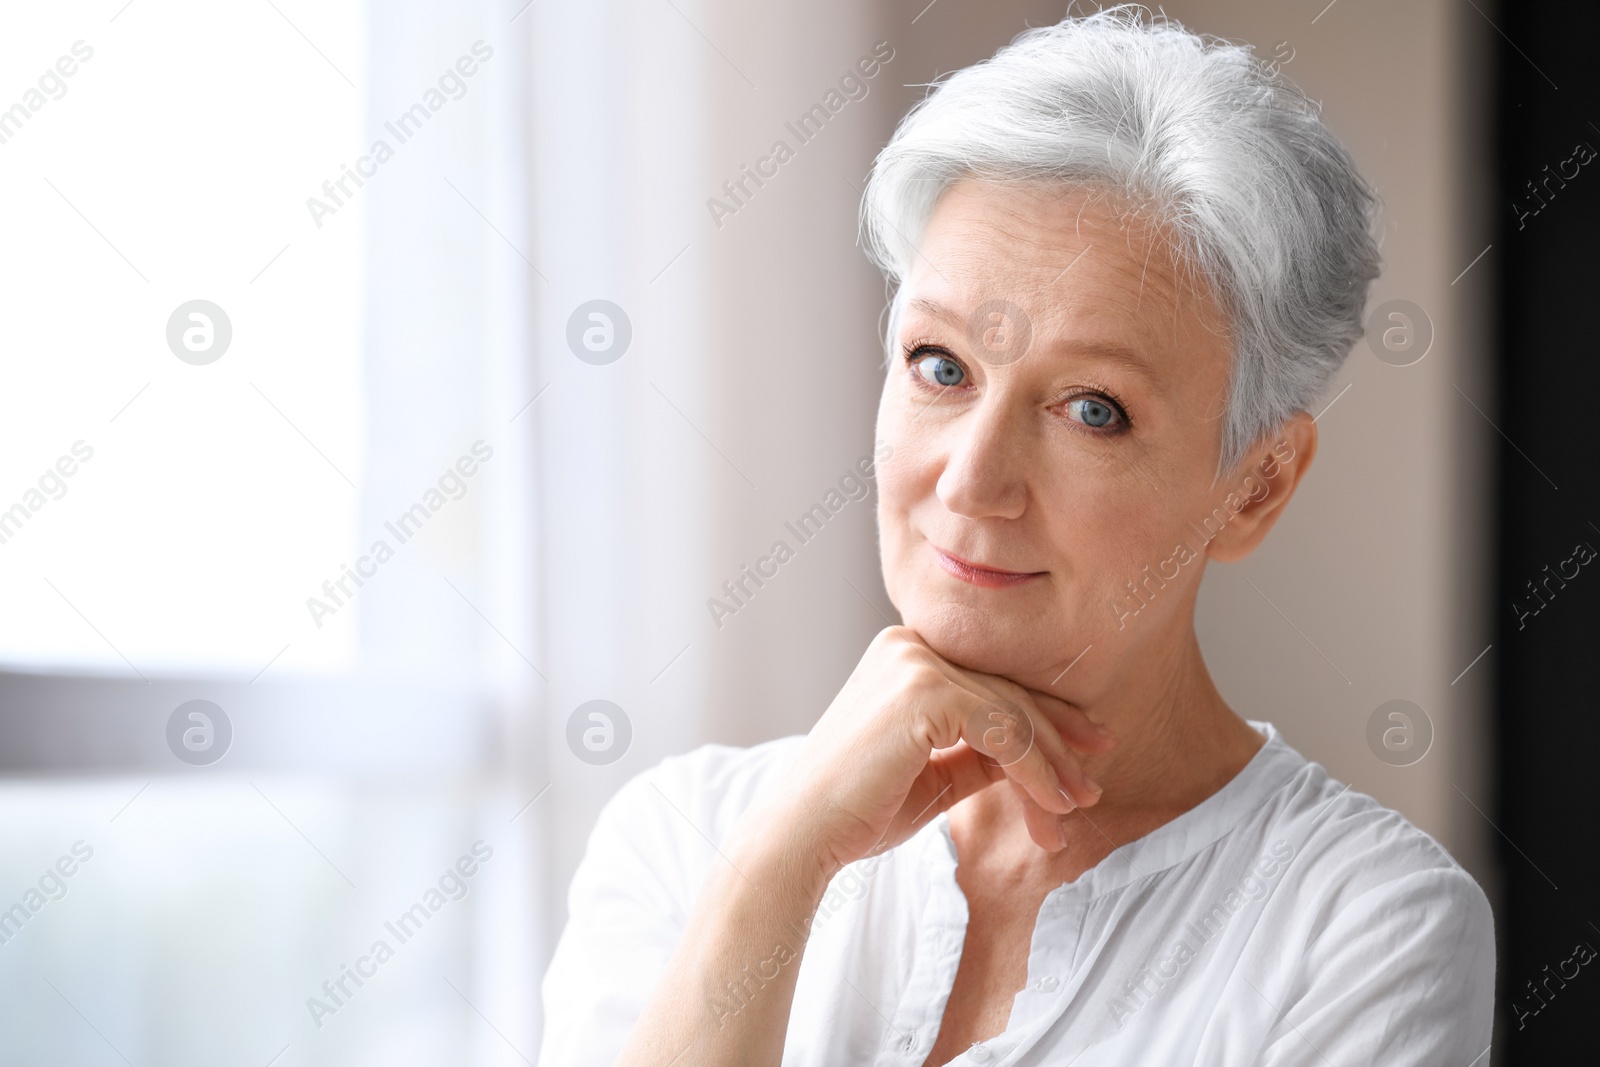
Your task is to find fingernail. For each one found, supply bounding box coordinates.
[1057,819,1071,848]
[1086,778,1103,797]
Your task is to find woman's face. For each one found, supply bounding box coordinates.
[876,180,1283,685]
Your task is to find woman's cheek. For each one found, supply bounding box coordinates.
[1054,495,1172,590]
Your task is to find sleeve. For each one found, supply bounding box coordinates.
[1257,865,1496,1067]
[535,767,698,1067]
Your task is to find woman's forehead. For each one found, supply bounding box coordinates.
[901,184,1230,363]
[915,184,1183,297]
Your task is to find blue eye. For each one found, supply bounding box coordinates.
[1066,396,1120,429]
[915,353,965,387]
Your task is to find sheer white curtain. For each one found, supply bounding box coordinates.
[522,0,902,958]
[520,0,915,945]
[523,0,714,911]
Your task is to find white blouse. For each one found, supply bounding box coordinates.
[536,720,1494,1066]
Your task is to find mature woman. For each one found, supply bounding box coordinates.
[538,8,1493,1065]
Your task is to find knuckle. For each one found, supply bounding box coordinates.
[872,624,912,649]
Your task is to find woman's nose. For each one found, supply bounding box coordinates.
[934,404,1029,520]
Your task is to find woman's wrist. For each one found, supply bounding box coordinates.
[616,797,836,1066]
[723,795,844,913]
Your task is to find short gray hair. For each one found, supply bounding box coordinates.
[861,3,1382,474]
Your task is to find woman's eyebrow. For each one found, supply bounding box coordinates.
[906,297,1166,393]
[906,297,966,328]
[1043,338,1167,395]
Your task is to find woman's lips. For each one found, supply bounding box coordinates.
[931,546,1047,589]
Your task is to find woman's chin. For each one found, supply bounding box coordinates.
[899,601,1066,682]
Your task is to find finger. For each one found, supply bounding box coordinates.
[962,698,1077,817]
[921,647,1114,757]
[1023,688,1118,754]
[873,741,1004,853]
[1021,704,1104,810]
[895,640,1073,816]
[1008,778,1069,853]
[917,740,1006,817]
[954,684,1100,811]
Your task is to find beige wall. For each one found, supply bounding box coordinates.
[697,0,1494,889]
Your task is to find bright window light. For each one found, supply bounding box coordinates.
[0,0,366,677]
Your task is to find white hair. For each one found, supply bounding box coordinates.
[860,3,1382,474]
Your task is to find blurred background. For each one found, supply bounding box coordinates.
[0,0,1591,1063]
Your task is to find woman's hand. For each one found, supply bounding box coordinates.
[732,625,1116,881]
[615,626,1115,1067]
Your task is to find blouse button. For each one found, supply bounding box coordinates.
[1036,975,1059,992]
[970,1043,993,1062]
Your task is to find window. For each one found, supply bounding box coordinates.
[0,2,543,1062]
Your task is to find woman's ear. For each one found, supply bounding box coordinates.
[1204,411,1318,564]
